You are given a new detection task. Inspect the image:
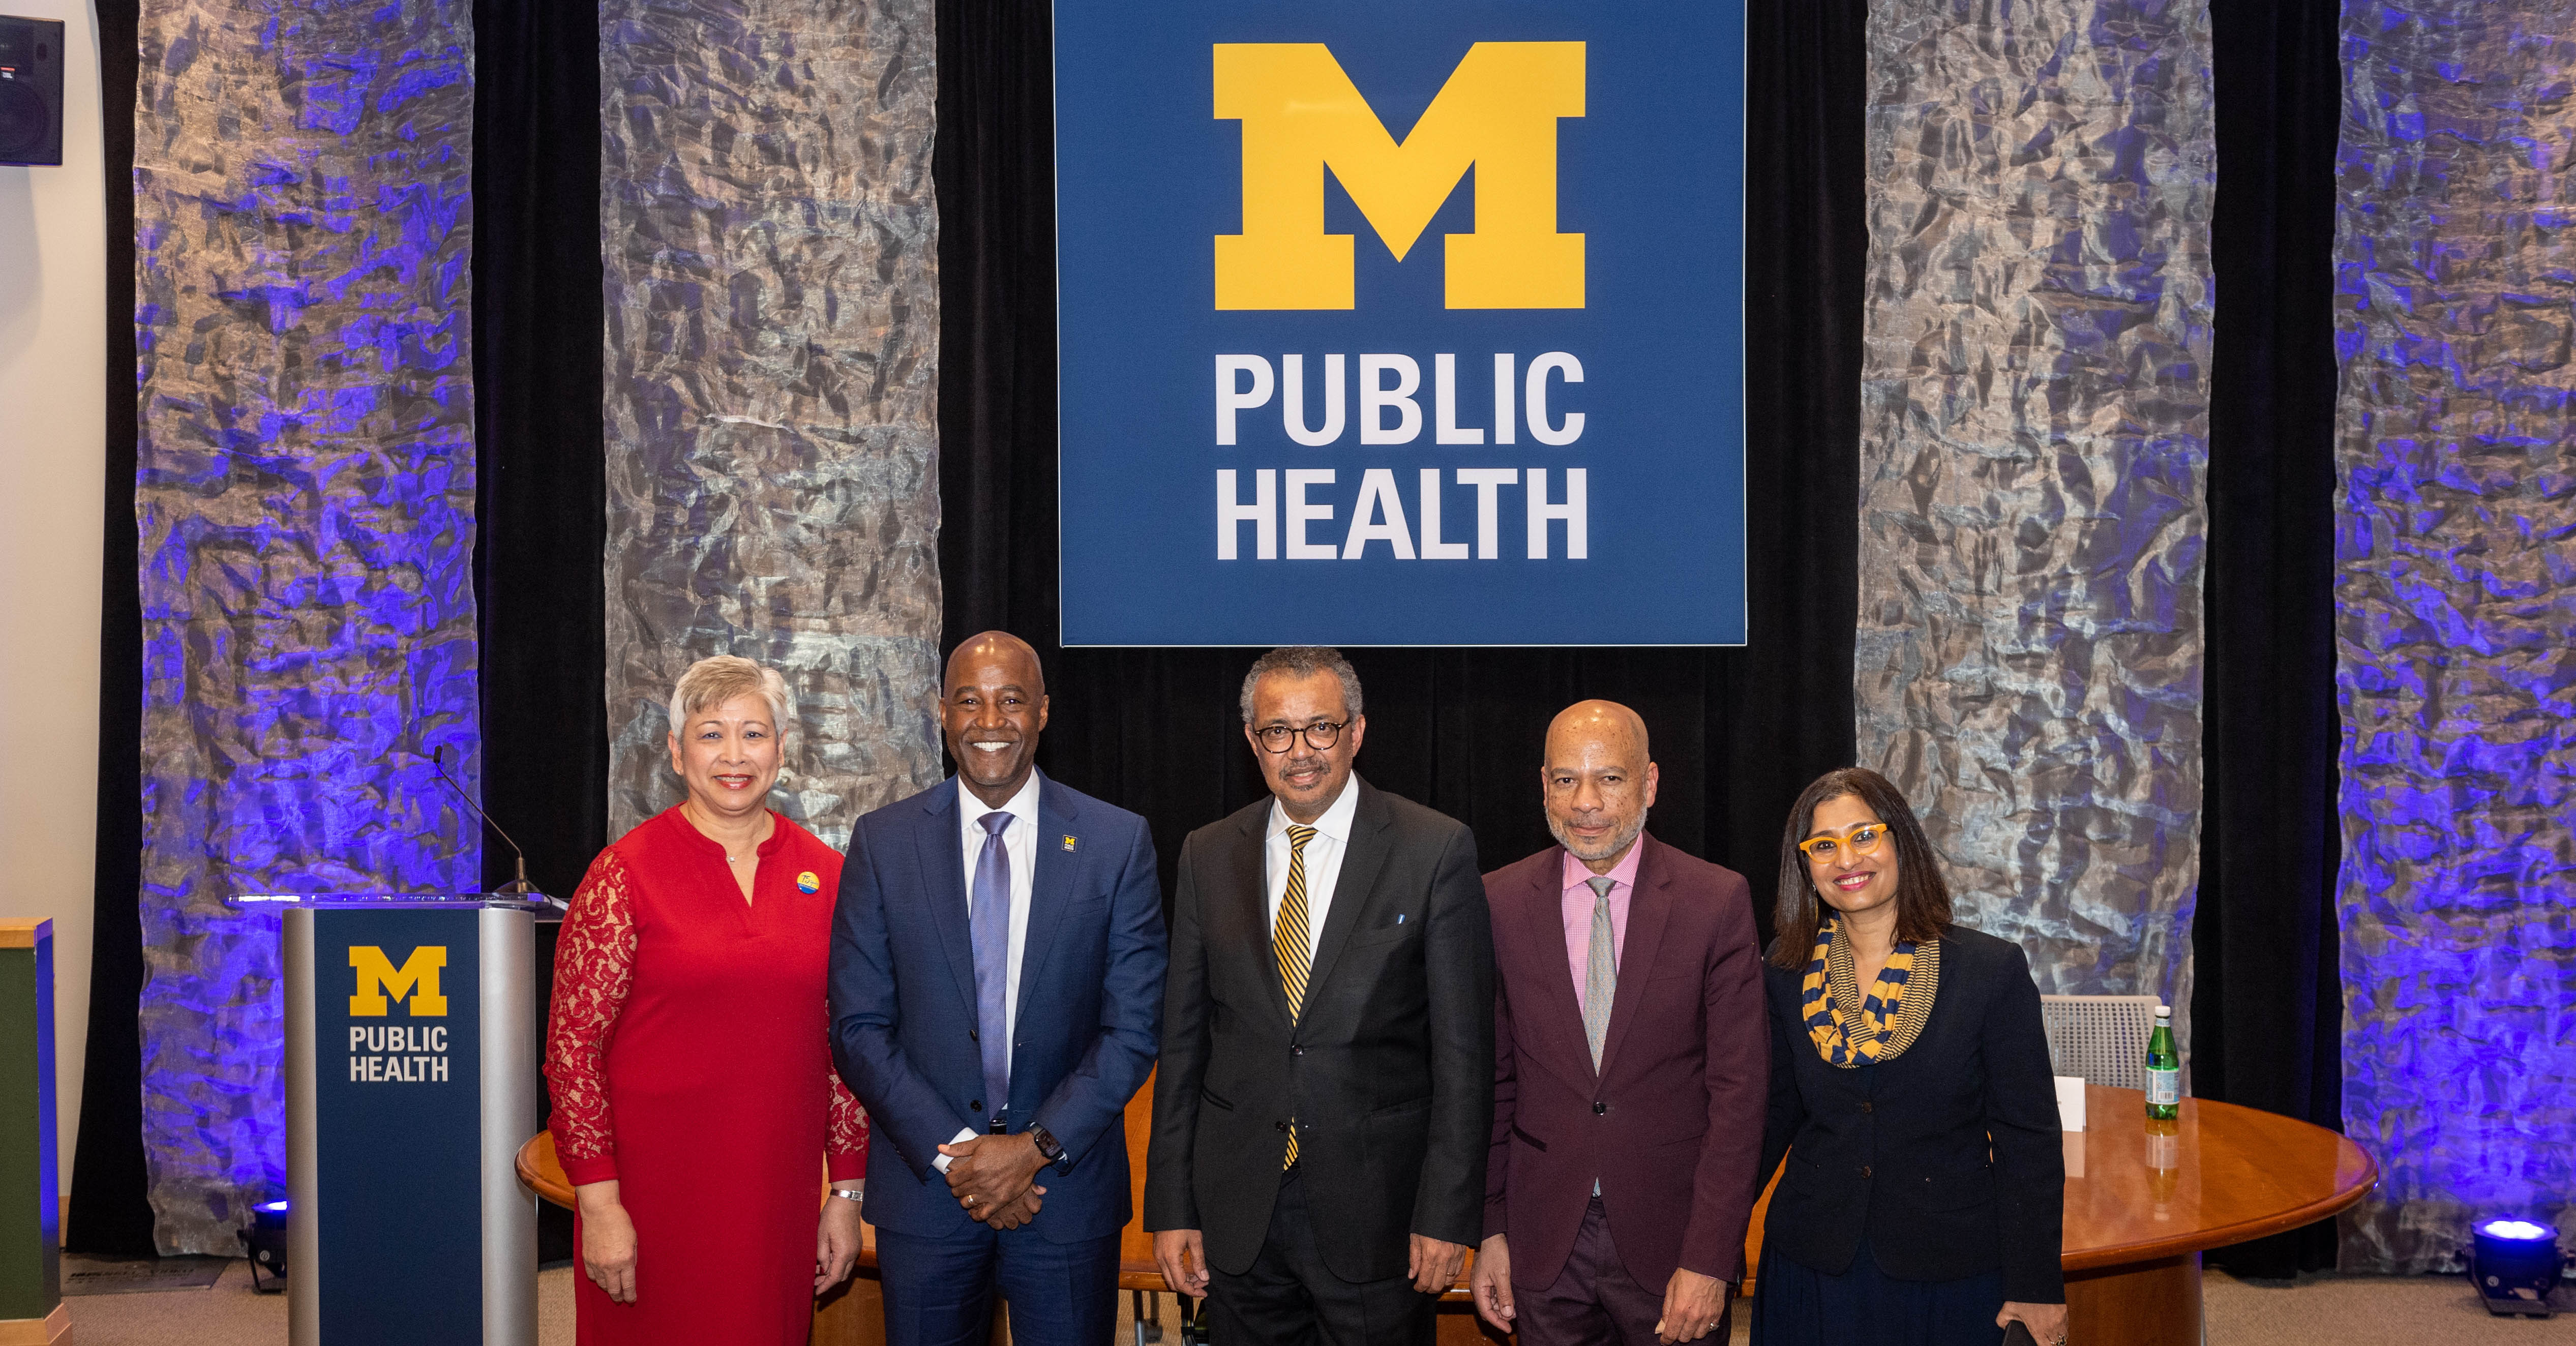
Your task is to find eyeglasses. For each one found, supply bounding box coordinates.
[1796,823,1890,862]
[1254,721,1346,753]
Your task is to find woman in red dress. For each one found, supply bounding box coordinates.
[546,655,870,1344]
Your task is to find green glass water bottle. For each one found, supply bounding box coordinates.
[2145,1004,2180,1120]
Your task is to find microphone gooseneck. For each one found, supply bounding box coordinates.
[431,747,542,898]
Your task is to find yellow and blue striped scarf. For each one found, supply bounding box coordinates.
[1800,917,1919,1067]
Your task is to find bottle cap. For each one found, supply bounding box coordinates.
[2155,1004,2171,1017]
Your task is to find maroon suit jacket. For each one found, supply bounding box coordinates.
[1483,832,1769,1290]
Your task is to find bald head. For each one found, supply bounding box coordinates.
[1542,700,1658,873]
[1546,700,1649,768]
[946,630,1045,696]
[942,631,1049,809]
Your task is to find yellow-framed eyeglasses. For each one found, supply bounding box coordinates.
[1796,823,1890,863]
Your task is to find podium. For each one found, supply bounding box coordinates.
[254,896,550,1346]
[1,919,65,1345]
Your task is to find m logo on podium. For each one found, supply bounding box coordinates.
[348,945,450,1016]
[1213,41,1586,310]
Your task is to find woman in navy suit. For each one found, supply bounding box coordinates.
[1752,767,2066,1346]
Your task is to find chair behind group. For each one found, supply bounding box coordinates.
[2039,995,2162,1091]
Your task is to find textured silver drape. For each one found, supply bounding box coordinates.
[133,0,481,1253]
[2333,0,2576,1274]
[598,0,945,846]
[1856,2,2212,1049]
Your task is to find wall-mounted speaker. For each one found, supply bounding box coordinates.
[0,15,66,168]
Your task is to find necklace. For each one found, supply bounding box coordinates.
[684,801,765,868]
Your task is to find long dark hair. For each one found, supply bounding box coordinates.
[1768,767,1954,969]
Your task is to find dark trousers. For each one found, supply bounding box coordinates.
[1203,1167,1436,1346]
[876,1221,1122,1346]
[1518,1197,1730,1346]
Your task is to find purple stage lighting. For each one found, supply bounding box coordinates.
[2468,1218,2563,1318]
[241,1199,289,1294]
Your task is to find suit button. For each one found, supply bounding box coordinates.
[1593,1101,1607,1116]
[1862,1165,1873,1178]
[971,1100,983,1113]
[1275,1121,1290,1132]
[968,1029,979,1041]
[1860,1101,1873,1113]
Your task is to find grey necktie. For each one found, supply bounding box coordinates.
[1583,875,1618,1070]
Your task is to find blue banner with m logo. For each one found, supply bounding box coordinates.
[1056,0,1746,646]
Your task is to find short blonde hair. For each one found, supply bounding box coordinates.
[667,656,794,741]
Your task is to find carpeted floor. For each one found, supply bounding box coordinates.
[2201,1267,2567,1342]
[43,1258,2569,1344]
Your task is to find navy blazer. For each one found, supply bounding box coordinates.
[830,772,1167,1242]
[1756,925,2065,1304]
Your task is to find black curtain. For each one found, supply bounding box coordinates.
[934,0,1868,916]
[66,0,156,1259]
[472,0,607,1263]
[471,0,609,906]
[2192,0,2347,1279]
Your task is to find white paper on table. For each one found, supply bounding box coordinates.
[2054,1074,2088,1132]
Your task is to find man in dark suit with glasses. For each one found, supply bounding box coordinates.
[1147,646,1495,1345]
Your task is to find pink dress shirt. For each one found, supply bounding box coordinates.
[1559,841,1643,1012]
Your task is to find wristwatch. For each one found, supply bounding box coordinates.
[828,1186,864,1203]
[1026,1123,1067,1170]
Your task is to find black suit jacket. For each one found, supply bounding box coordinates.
[1756,925,2066,1304]
[1145,777,1495,1282]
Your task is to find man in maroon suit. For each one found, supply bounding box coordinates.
[1472,701,1769,1345]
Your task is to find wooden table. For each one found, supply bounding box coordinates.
[517,1082,2373,1346]
[2060,1084,2376,1346]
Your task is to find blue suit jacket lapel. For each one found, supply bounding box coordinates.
[1014,774,1079,1038]
[913,779,982,1028]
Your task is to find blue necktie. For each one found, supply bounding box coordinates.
[973,811,1012,1122]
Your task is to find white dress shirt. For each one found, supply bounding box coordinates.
[958,771,1040,1046]
[938,771,1041,1170]
[1263,774,1360,962]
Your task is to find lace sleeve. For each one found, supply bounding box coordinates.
[545,849,637,1186]
[827,1060,871,1182]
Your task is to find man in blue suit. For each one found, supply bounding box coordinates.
[831,631,1168,1346]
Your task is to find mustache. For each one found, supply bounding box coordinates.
[1548,807,1648,850]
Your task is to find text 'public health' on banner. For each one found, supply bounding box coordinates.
[1054,0,1746,647]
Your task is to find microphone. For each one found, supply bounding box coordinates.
[431,747,543,898]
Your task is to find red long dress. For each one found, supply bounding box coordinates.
[546,807,869,1345]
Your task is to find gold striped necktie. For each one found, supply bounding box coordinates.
[1277,823,1316,1168]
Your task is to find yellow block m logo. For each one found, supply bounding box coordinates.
[349,945,448,1017]
[1215,42,1585,310]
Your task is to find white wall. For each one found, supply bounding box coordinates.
[0,0,106,1207]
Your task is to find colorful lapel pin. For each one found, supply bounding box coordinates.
[796,871,821,894]
[1061,834,1079,852]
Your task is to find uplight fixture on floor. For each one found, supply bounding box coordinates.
[241,1199,288,1294]
[2468,1217,2562,1318]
